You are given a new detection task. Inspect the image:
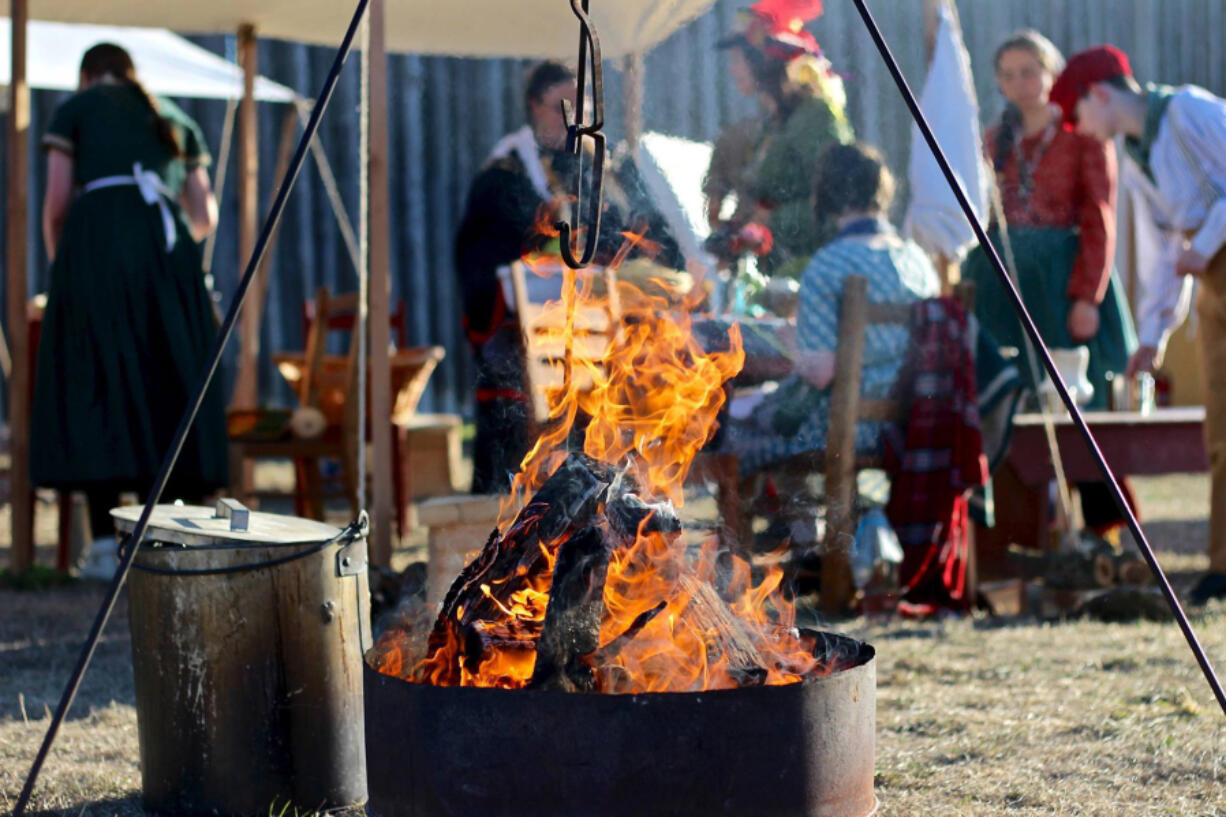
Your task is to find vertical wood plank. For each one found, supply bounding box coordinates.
[623,52,645,152]
[821,275,869,615]
[232,23,260,411]
[368,0,395,565]
[8,0,31,571]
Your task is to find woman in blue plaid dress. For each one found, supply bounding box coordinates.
[725,143,940,472]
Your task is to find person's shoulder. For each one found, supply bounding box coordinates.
[155,96,193,124]
[481,151,528,178]
[717,116,764,143]
[790,95,838,127]
[1060,127,1112,156]
[808,236,869,270]
[52,86,105,115]
[1168,84,1226,122]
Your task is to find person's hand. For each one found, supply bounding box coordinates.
[1176,247,1210,277]
[794,350,835,390]
[1067,299,1100,342]
[1125,344,1160,378]
[729,222,774,257]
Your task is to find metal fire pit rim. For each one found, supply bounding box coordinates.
[366,628,873,701]
[365,628,878,817]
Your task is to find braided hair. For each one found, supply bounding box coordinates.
[992,30,1064,172]
[80,43,182,158]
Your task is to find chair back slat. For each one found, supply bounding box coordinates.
[510,262,618,426]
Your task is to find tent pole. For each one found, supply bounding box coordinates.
[232,22,260,412]
[202,96,237,278]
[367,0,394,566]
[247,106,300,323]
[7,0,32,573]
[623,51,644,152]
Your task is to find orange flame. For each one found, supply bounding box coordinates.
[370,238,828,693]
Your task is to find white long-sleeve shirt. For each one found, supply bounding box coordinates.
[1123,85,1226,349]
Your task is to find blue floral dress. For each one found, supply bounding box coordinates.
[724,219,941,473]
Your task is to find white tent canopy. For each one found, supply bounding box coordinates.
[0,19,296,101]
[24,0,718,59]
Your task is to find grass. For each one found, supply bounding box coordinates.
[1,474,1224,815]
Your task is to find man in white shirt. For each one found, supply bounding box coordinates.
[1051,45,1226,604]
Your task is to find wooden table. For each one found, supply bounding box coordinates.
[272,346,445,427]
[976,407,1208,576]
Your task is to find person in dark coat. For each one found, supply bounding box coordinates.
[34,43,226,560]
[455,61,685,494]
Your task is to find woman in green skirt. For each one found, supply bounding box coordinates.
[33,43,226,554]
[964,30,1138,535]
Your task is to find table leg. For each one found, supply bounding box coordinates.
[973,461,1048,579]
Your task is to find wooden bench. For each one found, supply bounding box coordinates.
[415,494,507,608]
[396,413,465,499]
[975,406,1207,576]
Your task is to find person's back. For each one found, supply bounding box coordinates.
[724,143,939,474]
[33,43,224,560]
[50,84,201,193]
[799,228,939,402]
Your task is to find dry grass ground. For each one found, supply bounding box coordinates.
[1,474,1224,816]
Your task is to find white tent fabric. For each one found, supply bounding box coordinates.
[902,1,989,261]
[24,0,718,59]
[635,131,714,274]
[0,19,296,101]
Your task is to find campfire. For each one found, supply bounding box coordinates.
[371,266,857,694]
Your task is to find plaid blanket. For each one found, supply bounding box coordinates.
[883,297,989,615]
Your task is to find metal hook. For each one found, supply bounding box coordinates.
[556,0,606,269]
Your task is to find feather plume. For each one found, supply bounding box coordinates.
[749,0,824,28]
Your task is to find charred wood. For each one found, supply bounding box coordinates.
[606,490,681,541]
[530,527,614,692]
[418,454,618,684]
[678,573,768,687]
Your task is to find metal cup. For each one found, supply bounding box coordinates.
[1107,371,1155,413]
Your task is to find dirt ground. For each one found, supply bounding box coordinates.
[1,474,1224,816]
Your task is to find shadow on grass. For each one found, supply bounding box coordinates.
[22,794,146,817]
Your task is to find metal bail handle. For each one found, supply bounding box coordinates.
[556,0,606,269]
[214,498,251,532]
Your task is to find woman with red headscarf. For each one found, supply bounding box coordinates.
[704,0,854,283]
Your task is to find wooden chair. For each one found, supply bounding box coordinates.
[229,287,362,522]
[509,261,745,547]
[764,275,976,614]
[509,261,616,441]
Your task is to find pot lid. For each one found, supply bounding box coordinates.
[110,499,343,547]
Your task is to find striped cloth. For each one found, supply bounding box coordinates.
[883,298,988,615]
[723,224,940,473]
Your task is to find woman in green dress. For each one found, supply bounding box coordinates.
[962,30,1138,536]
[704,0,854,282]
[33,43,226,550]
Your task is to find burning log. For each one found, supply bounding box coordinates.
[416,454,616,686]
[531,486,685,691]
[530,527,613,692]
[678,573,769,687]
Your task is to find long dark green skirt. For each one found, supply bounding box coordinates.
[30,186,227,496]
[962,227,1137,411]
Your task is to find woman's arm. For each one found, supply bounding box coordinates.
[1070,138,1117,300]
[42,150,75,262]
[180,166,219,242]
